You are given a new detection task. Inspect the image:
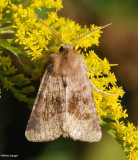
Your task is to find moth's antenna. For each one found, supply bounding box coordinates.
[72,23,112,45]
[31,12,65,44]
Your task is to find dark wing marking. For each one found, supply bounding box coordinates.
[25,64,65,142]
[62,62,102,142]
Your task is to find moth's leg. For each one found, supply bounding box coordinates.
[85,67,93,72]
[90,81,114,95]
[83,63,93,72]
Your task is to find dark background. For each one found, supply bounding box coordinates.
[0,0,137,159]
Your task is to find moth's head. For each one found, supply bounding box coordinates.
[59,43,74,53]
[63,43,73,49]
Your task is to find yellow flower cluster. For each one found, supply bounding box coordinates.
[113,121,138,160]
[30,0,63,11]
[0,53,17,75]
[6,0,102,63]
[0,0,137,159]
[83,51,127,119]
[0,0,10,20]
[0,51,16,90]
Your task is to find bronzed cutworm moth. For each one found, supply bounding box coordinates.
[25,13,112,142]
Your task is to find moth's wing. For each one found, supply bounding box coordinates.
[25,65,65,142]
[62,63,102,142]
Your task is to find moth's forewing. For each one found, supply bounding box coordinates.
[25,64,65,142]
[62,62,102,142]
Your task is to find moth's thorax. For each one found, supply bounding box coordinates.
[52,43,81,77]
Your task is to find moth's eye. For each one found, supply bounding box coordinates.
[59,46,64,52]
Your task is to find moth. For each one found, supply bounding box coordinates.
[25,13,112,142]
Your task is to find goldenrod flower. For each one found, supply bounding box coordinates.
[4,78,15,90]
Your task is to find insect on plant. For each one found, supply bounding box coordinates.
[25,12,112,142]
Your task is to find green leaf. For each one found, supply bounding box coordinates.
[17,56,34,75]
[10,74,31,86]
[10,86,27,102]
[20,86,35,94]
[26,98,35,109]
[0,40,33,74]
[0,40,23,57]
